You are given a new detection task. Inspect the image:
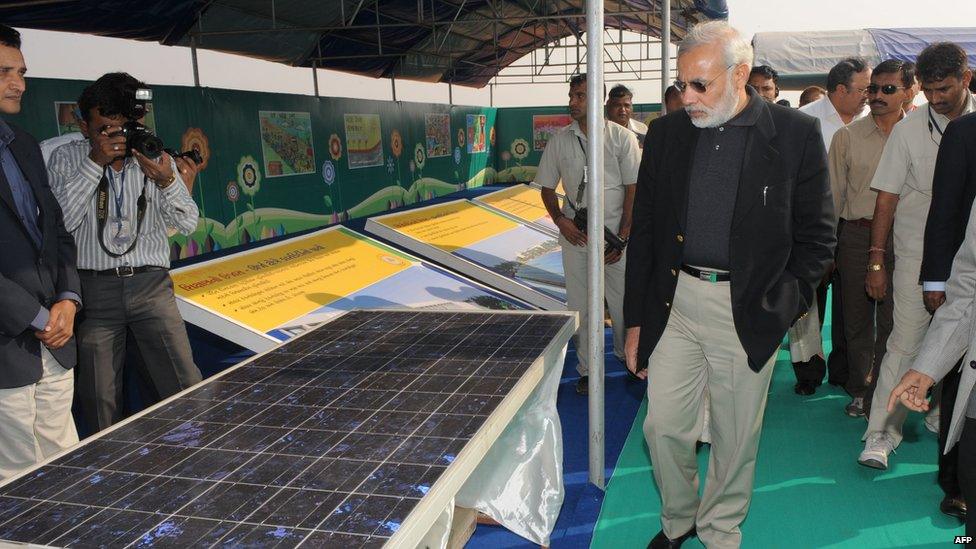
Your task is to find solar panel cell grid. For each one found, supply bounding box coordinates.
[0,310,572,548]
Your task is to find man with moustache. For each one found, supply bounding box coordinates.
[748,65,780,103]
[789,58,871,397]
[860,42,976,471]
[0,24,82,479]
[606,84,648,146]
[829,60,914,418]
[537,73,640,395]
[624,21,834,548]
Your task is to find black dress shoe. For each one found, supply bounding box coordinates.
[793,380,817,395]
[647,527,696,549]
[576,376,588,395]
[940,494,967,520]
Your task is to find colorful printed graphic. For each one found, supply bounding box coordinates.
[180,127,211,171]
[344,114,384,169]
[259,111,315,177]
[532,114,572,151]
[466,114,486,154]
[425,113,450,158]
[54,102,81,135]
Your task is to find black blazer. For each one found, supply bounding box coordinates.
[0,121,80,389]
[921,111,976,284]
[624,101,836,371]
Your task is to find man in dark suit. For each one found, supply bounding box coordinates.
[0,25,82,479]
[624,21,835,548]
[921,107,976,520]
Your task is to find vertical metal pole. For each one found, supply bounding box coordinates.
[489,82,494,107]
[190,38,201,87]
[312,62,319,96]
[585,0,606,491]
[661,0,671,113]
[391,74,397,101]
[449,82,454,105]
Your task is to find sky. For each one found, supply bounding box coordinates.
[15,0,976,108]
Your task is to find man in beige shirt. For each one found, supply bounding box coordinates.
[860,43,976,470]
[829,60,913,418]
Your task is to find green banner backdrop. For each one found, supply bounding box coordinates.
[10,77,498,260]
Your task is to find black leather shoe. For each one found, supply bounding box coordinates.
[576,376,588,395]
[793,380,817,395]
[647,527,696,549]
[940,495,967,520]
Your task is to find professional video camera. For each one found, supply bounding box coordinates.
[102,87,201,164]
[571,207,627,253]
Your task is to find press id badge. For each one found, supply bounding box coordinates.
[110,216,133,248]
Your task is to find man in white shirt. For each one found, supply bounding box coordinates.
[538,73,640,395]
[606,84,648,147]
[790,57,871,396]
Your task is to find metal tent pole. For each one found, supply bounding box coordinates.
[661,0,671,112]
[585,0,606,491]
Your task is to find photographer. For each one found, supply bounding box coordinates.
[537,73,640,395]
[47,72,202,432]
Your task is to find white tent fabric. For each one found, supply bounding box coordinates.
[752,30,881,82]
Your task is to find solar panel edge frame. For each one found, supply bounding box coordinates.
[382,310,577,548]
[364,200,567,312]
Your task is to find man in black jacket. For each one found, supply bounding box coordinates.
[624,21,835,548]
[921,107,976,520]
[0,25,81,479]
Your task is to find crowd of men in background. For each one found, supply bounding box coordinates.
[540,20,976,546]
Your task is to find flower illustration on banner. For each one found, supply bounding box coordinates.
[489,126,496,147]
[501,150,512,169]
[322,160,336,185]
[226,181,240,202]
[511,138,529,163]
[453,146,462,166]
[180,127,211,171]
[414,143,426,171]
[387,155,395,175]
[236,155,261,196]
[457,128,465,148]
[409,160,416,177]
[390,129,403,158]
[328,133,342,160]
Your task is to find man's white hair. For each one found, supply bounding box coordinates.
[677,21,753,67]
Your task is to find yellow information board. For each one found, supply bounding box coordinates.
[476,185,552,225]
[171,228,412,333]
[378,200,518,251]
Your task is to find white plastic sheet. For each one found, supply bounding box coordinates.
[454,346,567,546]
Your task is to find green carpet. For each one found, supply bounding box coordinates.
[592,345,966,548]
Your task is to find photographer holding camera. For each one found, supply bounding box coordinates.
[47,72,202,432]
[538,73,640,395]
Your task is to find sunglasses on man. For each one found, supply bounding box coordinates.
[674,64,735,95]
[867,83,906,95]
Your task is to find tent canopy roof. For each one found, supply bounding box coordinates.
[753,27,976,90]
[3,0,728,88]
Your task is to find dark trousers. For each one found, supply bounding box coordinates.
[941,362,964,498]
[959,418,976,543]
[836,222,894,402]
[76,269,201,431]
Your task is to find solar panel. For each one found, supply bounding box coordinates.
[0,309,575,548]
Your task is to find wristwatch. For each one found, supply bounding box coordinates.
[155,173,176,188]
[867,263,884,272]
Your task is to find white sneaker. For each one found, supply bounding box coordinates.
[859,432,895,470]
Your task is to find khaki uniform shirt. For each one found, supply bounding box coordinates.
[871,95,976,260]
[829,114,900,222]
[535,119,641,233]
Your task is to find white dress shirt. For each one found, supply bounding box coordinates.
[799,95,868,152]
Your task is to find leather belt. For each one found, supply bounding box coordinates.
[79,266,166,278]
[844,218,873,229]
[681,265,731,283]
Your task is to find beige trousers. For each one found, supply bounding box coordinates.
[865,257,931,445]
[0,347,79,480]
[644,272,776,549]
[560,236,626,375]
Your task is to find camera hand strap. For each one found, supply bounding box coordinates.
[567,134,589,212]
[95,167,149,258]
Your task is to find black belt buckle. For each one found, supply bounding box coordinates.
[115,265,135,278]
